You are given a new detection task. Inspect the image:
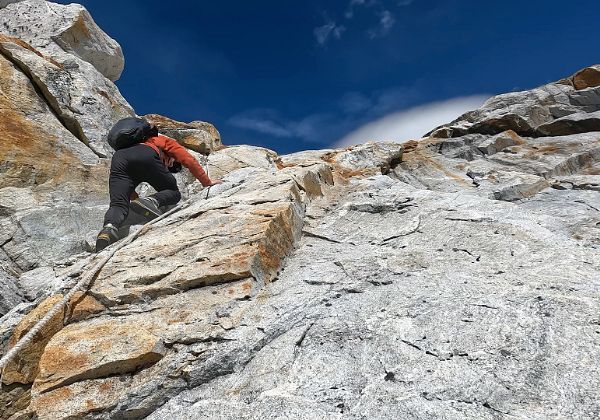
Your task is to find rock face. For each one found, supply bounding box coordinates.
[0,0,136,279]
[0,0,221,387]
[0,0,124,81]
[144,114,222,155]
[0,0,135,158]
[0,271,22,317]
[2,72,600,418]
[0,3,599,419]
[428,68,600,140]
[0,31,111,275]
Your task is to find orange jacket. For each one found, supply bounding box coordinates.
[142,135,211,186]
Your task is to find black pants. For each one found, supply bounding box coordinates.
[103,144,181,227]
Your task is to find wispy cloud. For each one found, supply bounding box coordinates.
[314,20,346,46]
[229,109,332,140]
[368,9,396,38]
[335,95,490,146]
[230,88,487,149]
[322,0,405,44]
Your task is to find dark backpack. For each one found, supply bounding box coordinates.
[107,117,156,150]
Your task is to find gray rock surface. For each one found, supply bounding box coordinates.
[151,176,600,420]
[428,66,600,139]
[0,5,599,418]
[0,34,134,157]
[145,114,223,155]
[0,0,136,280]
[17,266,60,301]
[3,126,599,419]
[537,110,600,136]
[0,0,124,81]
[0,269,23,317]
[0,0,22,8]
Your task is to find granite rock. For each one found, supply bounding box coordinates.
[428,65,600,139]
[0,0,124,81]
[0,7,599,418]
[0,269,23,317]
[145,114,222,155]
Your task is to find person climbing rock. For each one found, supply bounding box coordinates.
[96,117,222,251]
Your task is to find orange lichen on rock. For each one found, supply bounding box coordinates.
[0,34,63,68]
[2,295,66,385]
[0,51,91,189]
[402,140,420,153]
[572,66,600,90]
[402,149,473,187]
[33,320,166,394]
[504,129,526,145]
[255,203,298,280]
[29,376,130,420]
[66,292,106,323]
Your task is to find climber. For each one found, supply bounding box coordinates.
[95,118,222,251]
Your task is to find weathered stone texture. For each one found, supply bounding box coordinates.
[0,0,124,81]
[428,65,600,140]
[145,114,222,154]
[2,295,65,385]
[0,34,134,157]
[573,65,600,90]
[33,319,166,394]
[0,8,599,418]
[0,269,23,317]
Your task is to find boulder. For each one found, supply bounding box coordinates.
[33,319,166,393]
[330,141,403,175]
[572,65,600,90]
[477,130,524,155]
[206,145,279,179]
[0,0,124,81]
[536,110,600,136]
[0,34,134,157]
[144,114,222,154]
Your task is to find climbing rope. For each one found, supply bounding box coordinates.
[0,154,214,373]
[0,200,190,373]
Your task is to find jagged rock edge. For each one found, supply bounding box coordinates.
[0,37,98,157]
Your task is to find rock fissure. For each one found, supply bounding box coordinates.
[1,9,600,417]
[0,38,96,157]
[301,229,343,244]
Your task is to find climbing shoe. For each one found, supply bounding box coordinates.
[130,196,162,221]
[95,223,119,252]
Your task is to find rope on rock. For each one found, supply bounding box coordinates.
[0,152,214,374]
[0,200,187,373]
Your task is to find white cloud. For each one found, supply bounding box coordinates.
[228,116,293,138]
[314,21,346,45]
[335,95,490,146]
[368,9,395,38]
[229,109,332,141]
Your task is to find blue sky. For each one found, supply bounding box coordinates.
[58,0,600,154]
